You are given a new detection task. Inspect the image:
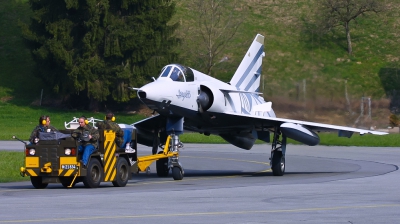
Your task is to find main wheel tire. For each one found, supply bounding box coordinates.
[271,151,285,176]
[112,158,129,187]
[30,176,48,189]
[83,159,103,188]
[156,152,169,177]
[172,167,183,180]
[152,133,159,155]
[60,177,76,188]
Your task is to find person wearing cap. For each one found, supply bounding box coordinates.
[71,116,99,167]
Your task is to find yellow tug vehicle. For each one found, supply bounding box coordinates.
[15,129,184,189]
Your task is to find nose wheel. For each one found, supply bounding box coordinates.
[172,166,184,180]
[153,133,184,180]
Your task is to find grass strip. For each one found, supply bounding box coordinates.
[0,151,26,183]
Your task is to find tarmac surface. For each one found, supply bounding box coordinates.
[0,141,399,223]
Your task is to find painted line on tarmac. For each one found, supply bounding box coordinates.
[1,204,399,223]
[126,155,271,186]
[127,170,271,187]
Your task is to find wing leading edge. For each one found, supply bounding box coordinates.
[223,111,387,136]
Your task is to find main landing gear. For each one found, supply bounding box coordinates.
[270,128,286,176]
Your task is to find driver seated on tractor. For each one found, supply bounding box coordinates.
[95,111,135,153]
[29,115,58,144]
[71,116,99,167]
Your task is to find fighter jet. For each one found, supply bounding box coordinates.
[131,34,387,176]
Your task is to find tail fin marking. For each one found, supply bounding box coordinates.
[235,47,264,91]
[230,34,265,92]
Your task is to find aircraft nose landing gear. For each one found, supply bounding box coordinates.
[169,134,184,180]
[137,133,184,180]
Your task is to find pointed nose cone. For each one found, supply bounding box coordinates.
[138,82,158,101]
[137,83,156,109]
[137,81,172,110]
[138,83,151,102]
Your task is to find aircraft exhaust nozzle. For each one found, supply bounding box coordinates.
[280,123,320,146]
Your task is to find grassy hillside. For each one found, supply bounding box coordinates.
[175,0,400,97]
[172,0,400,127]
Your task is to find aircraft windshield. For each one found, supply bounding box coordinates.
[158,64,194,82]
[160,66,172,78]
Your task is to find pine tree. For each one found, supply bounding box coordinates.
[104,0,180,102]
[21,0,179,106]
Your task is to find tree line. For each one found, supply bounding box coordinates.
[21,0,180,109]
[20,0,387,110]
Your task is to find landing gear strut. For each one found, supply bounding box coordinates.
[154,133,184,180]
[270,128,286,176]
[170,134,184,180]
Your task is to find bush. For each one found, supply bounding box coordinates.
[389,114,400,127]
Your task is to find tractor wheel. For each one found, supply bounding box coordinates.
[112,158,129,187]
[30,176,48,189]
[83,159,103,188]
[60,177,76,188]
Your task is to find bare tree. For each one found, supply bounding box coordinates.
[317,0,385,55]
[183,0,245,76]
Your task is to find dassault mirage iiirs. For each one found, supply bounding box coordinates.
[131,34,387,176]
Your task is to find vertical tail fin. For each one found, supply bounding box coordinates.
[229,34,265,92]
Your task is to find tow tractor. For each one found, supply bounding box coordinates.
[15,128,184,188]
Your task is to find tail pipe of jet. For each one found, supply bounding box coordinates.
[280,123,320,146]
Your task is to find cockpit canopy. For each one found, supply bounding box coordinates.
[159,64,194,82]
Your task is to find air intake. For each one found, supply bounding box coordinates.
[138,91,146,99]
